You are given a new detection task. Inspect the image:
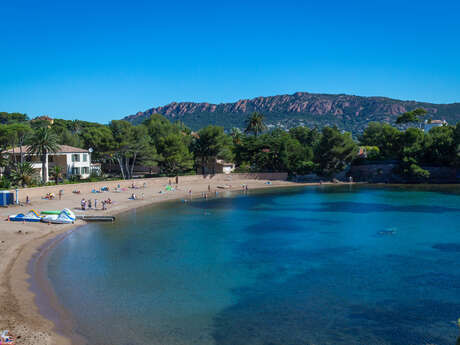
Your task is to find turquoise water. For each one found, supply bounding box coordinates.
[46,185,460,345]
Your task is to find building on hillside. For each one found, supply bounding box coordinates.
[424,119,448,132]
[31,116,54,128]
[197,158,235,175]
[3,145,93,182]
[32,115,54,124]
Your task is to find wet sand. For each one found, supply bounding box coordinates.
[0,175,331,345]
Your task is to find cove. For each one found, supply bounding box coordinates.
[44,185,460,345]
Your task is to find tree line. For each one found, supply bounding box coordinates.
[0,109,459,188]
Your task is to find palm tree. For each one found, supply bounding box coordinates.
[27,128,60,183]
[50,165,63,184]
[245,112,267,137]
[11,162,35,187]
[230,127,243,145]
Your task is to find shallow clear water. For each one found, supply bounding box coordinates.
[46,185,460,345]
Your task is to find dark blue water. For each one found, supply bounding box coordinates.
[46,185,460,345]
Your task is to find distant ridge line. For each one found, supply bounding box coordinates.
[123,91,460,134]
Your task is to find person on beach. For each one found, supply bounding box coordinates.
[58,189,63,200]
[141,193,144,200]
[208,184,211,192]
[81,198,86,210]
[107,198,112,204]
[88,199,92,209]
[102,200,106,210]
[26,195,30,204]
[175,175,179,184]
[94,199,98,209]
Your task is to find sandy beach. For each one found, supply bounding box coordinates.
[0,173,329,345]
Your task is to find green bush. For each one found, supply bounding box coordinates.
[234,162,252,173]
[0,176,12,190]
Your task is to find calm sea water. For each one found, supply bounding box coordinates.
[46,185,460,345]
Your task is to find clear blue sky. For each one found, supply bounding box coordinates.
[1,0,459,123]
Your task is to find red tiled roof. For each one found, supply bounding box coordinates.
[3,145,89,154]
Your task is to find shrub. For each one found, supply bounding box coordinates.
[0,176,12,190]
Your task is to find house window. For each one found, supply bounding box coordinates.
[72,167,80,175]
[83,153,88,162]
[72,154,80,162]
[82,167,89,174]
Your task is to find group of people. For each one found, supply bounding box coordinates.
[43,192,55,200]
[80,197,112,210]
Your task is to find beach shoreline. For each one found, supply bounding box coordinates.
[0,174,330,345]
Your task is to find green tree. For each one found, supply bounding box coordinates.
[192,125,233,174]
[52,126,83,147]
[128,125,157,179]
[0,125,10,170]
[315,127,358,177]
[143,113,184,142]
[109,121,156,179]
[8,123,33,164]
[397,128,430,181]
[156,133,193,174]
[359,122,401,160]
[423,126,456,166]
[249,129,314,174]
[27,127,60,183]
[79,126,114,160]
[0,112,29,125]
[454,123,460,167]
[109,120,135,179]
[245,112,267,137]
[0,124,10,151]
[396,108,427,128]
[289,126,321,147]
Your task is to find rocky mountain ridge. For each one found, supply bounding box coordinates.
[124,92,460,134]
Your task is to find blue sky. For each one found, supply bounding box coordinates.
[1,0,459,123]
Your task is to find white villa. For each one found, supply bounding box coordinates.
[424,119,448,132]
[3,145,94,182]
